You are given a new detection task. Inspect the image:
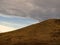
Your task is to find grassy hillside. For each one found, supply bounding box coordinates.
[0,19,60,45]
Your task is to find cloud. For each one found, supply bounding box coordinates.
[0,0,60,21]
[0,25,15,33]
[0,21,28,28]
[0,19,39,29]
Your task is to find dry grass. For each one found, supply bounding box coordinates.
[0,19,60,45]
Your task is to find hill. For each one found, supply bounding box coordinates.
[0,19,60,45]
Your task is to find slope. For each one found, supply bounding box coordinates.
[0,19,60,45]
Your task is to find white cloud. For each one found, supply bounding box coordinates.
[0,25,15,33]
[0,20,39,28]
[0,21,26,28]
[0,21,39,33]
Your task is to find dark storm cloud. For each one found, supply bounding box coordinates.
[0,0,60,21]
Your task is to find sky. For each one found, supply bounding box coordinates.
[0,14,38,33]
[0,0,60,33]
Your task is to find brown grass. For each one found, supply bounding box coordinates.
[0,19,60,45]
